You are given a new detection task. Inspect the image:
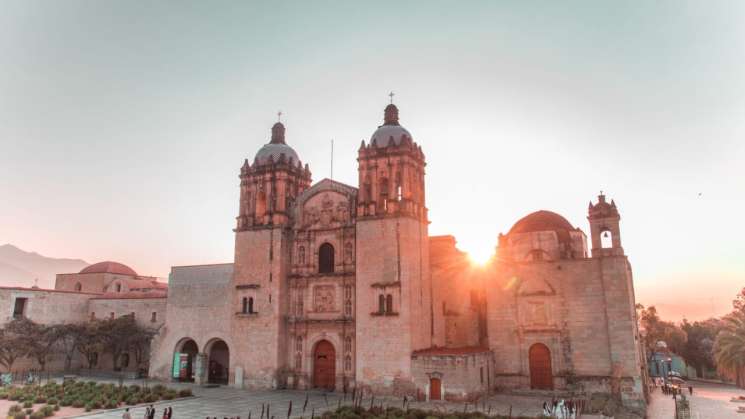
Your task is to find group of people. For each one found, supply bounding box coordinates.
[121,405,173,419]
[542,398,584,418]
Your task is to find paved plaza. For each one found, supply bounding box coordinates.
[647,380,745,419]
[72,379,555,419]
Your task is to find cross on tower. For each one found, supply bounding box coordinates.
[389,92,395,104]
[277,111,282,122]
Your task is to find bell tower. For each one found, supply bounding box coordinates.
[355,100,433,393]
[588,192,624,257]
[232,118,311,388]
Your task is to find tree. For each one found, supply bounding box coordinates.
[99,315,156,371]
[681,318,722,377]
[76,321,104,369]
[53,323,85,371]
[0,318,35,372]
[714,310,745,386]
[639,305,687,354]
[734,288,745,313]
[26,322,61,371]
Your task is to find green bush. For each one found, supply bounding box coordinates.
[152,384,166,395]
[53,405,60,412]
[40,405,55,417]
[13,413,27,419]
[47,397,58,405]
[9,404,23,413]
[23,401,34,408]
[84,403,93,412]
[144,393,158,403]
[178,388,192,397]
[34,396,47,404]
[105,400,118,409]
[72,399,85,408]
[25,408,34,415]
[29,411,44,419]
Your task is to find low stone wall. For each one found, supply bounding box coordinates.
[411,349,493,402]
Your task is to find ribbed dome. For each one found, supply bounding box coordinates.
[80,261,137,276]
[254,143,300,165]
[508,211,574,235]
[254,121,301,166]
[369,104,413,147]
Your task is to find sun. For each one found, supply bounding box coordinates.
[467,249,493,266]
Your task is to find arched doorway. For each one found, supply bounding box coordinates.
[429,377,442,400]
[174,339,198,382]
[313,340,336,390]
[529,343,553,390]
[207,339,230,385]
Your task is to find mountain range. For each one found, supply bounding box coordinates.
[0,244,89,289]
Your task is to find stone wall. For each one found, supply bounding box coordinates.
[411,350,493,401]
[148,263,233,382]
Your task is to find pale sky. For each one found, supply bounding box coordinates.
[1,1,743,321]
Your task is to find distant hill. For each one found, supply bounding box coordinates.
[0,244,88,289]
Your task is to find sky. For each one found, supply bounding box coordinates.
[1,1,743,321]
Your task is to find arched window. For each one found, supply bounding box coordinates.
[296,336,303,352]
[378,295,385,314]
[386,294,393,313]
[298,246,306,265]
[344,336,352,353]
[120,353,130,368]
[242,297,248,314]
[295,353,302,369]
[344,300,352,317]
[344,242,353,263]
[379,178,389,203]
[296,293,304,316]
[319,243,335,273]
[601,229,613,249]
[256,190,267,217]
[74,282,82,292]
[344,355,352,371]
[248,297,254,314]
[115,283,122,293]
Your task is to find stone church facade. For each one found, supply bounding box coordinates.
[148,101,645,409]
[0,100,645,409]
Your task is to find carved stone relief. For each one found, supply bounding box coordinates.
[313,285,336,312]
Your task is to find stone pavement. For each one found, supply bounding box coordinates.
[647,380,745,419]
[72,382,554,419]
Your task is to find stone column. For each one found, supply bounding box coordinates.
[194,353,208,385]
[234,366,244,389]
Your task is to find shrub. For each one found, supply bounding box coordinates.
[161,391,175,400]
[105,400,118,409]
[40,405,55,417]
[25,408,34,415]
[29,411,44,419]
[13,413,27,419]
[84,403,93,412]
[9,404,23,413]
[72,399,85,408]
[34,396,47,404]
[47,397,58,405]
[23,401,34,408]
[144,394,158,403]
[128,385,141,393]
[152,384,166,395]
[60,398,72,407]
[53,405,60,412]
[178,388,192,397]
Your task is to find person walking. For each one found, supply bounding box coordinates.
[123,408,132,419]
[148,405,156,419]
[144,406,151,419]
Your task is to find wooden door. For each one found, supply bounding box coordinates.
[313,340,336,390]
[529,343,553,389]
[429,377,441,400]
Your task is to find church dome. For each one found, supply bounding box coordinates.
[80,261,137,276]
[508,210,574,235]
[254,122,301,166]
[369,104,413,147]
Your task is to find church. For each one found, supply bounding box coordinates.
[0,99,646,410]
[146,100,645,409]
